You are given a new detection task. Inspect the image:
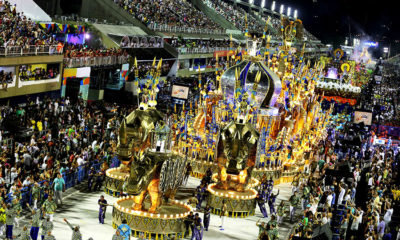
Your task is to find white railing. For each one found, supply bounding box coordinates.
[148,23,225,35]
[64,55,129,68]
[178,47,230,54]
[0,45,63,57]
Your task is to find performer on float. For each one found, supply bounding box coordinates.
[193,213,204,240]
[268,189,280,215]
[266,177,274,197]
[203,205,211,231]
[256,190,268,218]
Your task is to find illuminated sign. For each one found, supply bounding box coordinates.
[364,41,378,47]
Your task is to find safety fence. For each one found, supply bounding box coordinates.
[0,45,63,57]
[148,23,225,35]
[5,159,105,208]
[178,46,230,54]
[64,55,129,68]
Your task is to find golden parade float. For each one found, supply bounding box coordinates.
[177,16,332,190]
[109,16,333,229]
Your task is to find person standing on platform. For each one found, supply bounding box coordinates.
[5,204,14,240]
[98,195,110,224]
[41,217,53,240]
[289,191,300,222]
[219,200,228,231]
[42,196,57,221]
[117,219,131,240]
[203,205,211,231]
[63,218,82,240]
[27,203,41,240]
[196,184,205,209]
[193,213,203,240]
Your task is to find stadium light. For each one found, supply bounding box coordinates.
[287,7,291,17]
[249,0,254,4]
[280,4,284,14]
[383,47,389,53]
[294,10,298,19]
[345,39,348,45]
[271,1,276,11]
[261,0,265,8]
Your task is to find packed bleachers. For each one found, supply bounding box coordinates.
[113,0,223,33]
[0,0,61,56]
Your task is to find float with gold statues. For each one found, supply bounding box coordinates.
[109,16,334,237]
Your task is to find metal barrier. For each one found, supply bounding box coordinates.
[64,55,129,68]
[5,160,104,207]
[0,45,63,57]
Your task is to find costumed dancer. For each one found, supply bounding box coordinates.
[18,225,31,240]
[63,218,82,240]
[193,213,203,240]
[203,205,211,231]
[268,189,280,215]
[219,200,228,230]
[41,217,53,240]
[0,204,4,236]
[32,182,41,209]
[256,190,268,218]
[42,196,57,222]
[289,191,300,222]
[5,204,14,240]
[26,203,41,240]
[12,198,21,228]
[43,231,56,240]
[276,201,286,225]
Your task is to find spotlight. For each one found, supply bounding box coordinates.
[294,10,298,19]
[84,33,91,40]
[280,4,284,14]
[287,7,291,17]
[271,1,276,11]
[261,0,265,8]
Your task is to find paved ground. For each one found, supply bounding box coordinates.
[2,177,300,240]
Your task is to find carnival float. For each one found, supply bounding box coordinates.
[107,15,334,237]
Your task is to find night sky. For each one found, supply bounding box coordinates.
[274,0,397,46]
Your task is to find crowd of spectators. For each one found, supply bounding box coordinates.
[63,43,129,67]
[19,66,59,81]
[0,97,132,238]
[0,70,13,90]
[203,0,264,33]
[0,1,57,48]
[134,60,172,78]
[285,117,400,240]
[114,0,222,32]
